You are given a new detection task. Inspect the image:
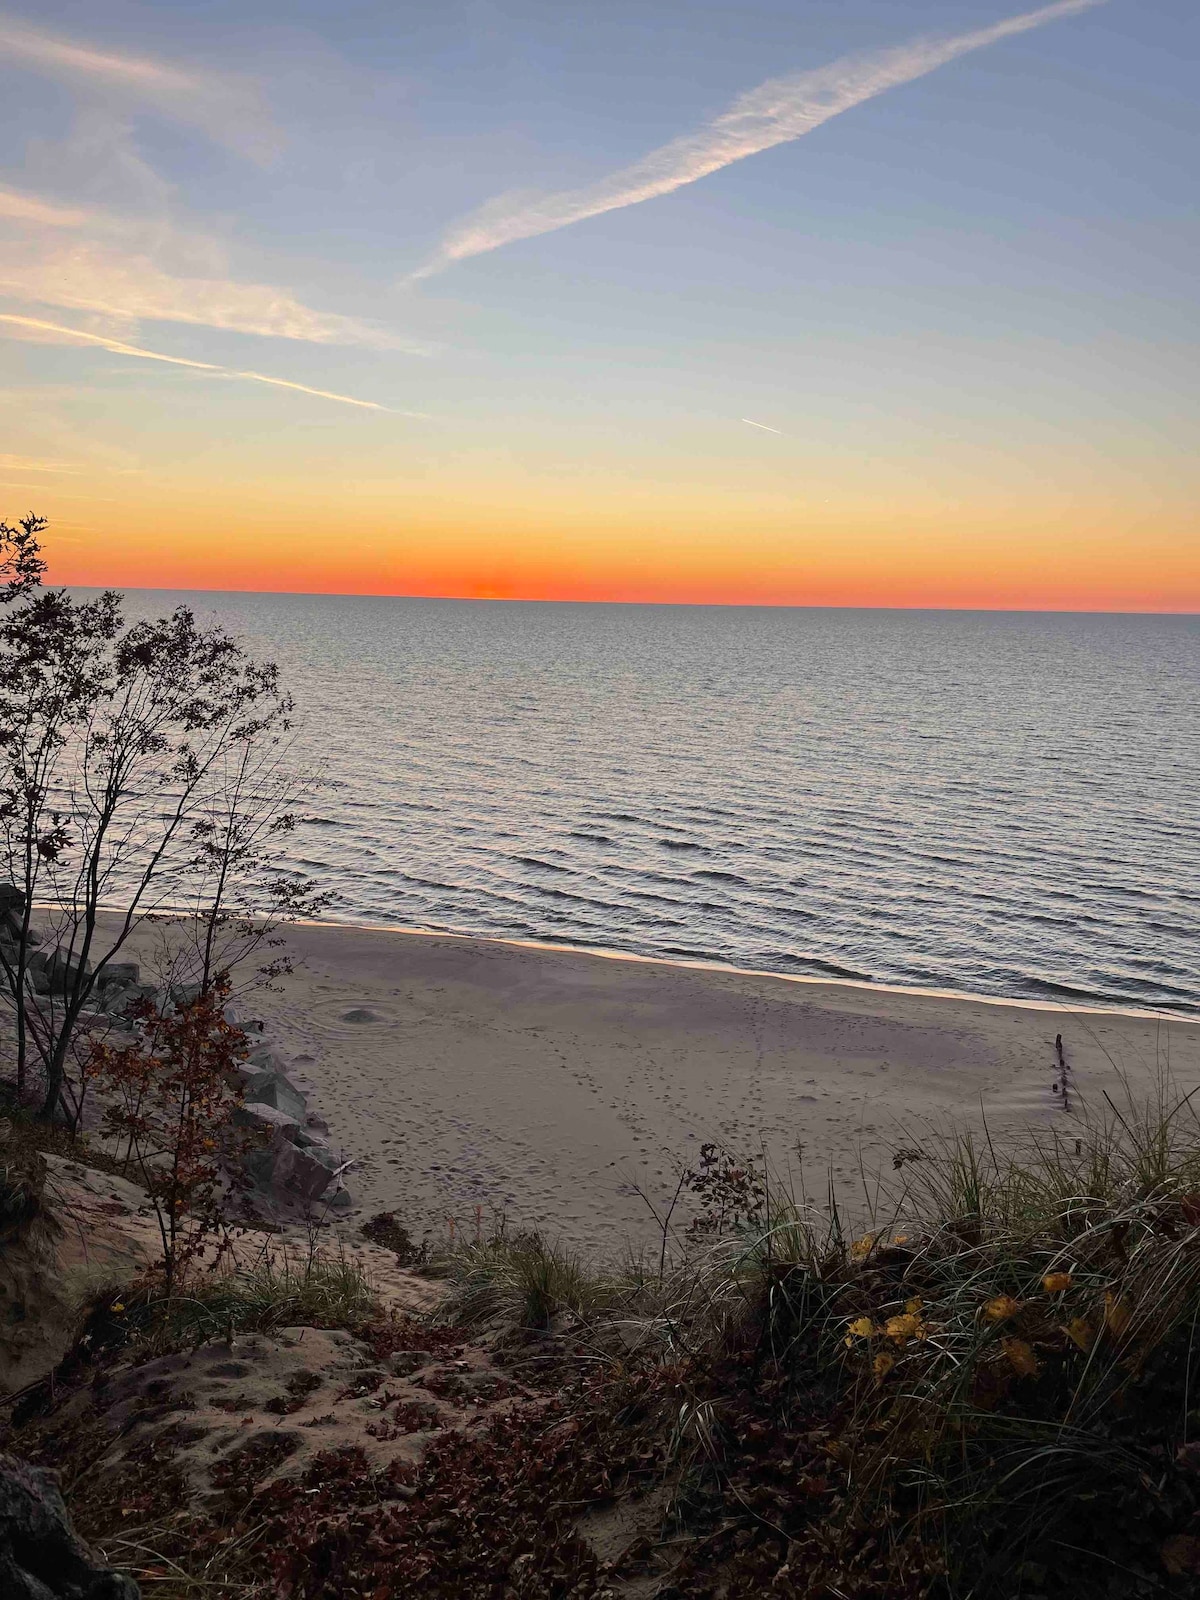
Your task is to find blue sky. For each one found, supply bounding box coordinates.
[0,1,1196,606]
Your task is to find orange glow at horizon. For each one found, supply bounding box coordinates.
[37,491,1199,613]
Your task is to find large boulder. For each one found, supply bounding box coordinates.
[233,1101,300,1139]
[98,962,139,989]
[0,1452,140,1598]
[242,1070,306,1122]
[285,1141,345,1204]
[245,1042,289,1072]
[102,982,159,1018]
[44,950,91,997]
[233,1105,347,1208]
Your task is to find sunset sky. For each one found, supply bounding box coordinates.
[0,0,1196,609]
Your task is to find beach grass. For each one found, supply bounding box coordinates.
[414,1072,1200,1594]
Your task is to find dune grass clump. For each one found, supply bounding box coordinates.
[437,1227,616,1329]
[77,1245,381,1366]
[638,1080,1200,1596]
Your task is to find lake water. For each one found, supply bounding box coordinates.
[112,593,1200,1017]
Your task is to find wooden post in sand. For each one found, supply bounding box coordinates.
[1055,1033,1071,1113]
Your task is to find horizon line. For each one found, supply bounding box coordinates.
[57,581,1198,617]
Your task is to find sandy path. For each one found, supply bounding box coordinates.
[214,925,1200,1253]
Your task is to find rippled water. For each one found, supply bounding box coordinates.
[114,593,1200,1016]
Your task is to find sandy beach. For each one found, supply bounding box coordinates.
[191,922,1199,1252]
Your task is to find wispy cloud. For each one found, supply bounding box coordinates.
[0,187,91,227]
[415,0,1106,279]
[0,453,82,473]
[0,13,280,162]
[0,313,420,414]
[0,184,430,353]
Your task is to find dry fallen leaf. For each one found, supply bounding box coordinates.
[1063,1316,1095,1353]
[845,1316,876,1346]
[1002,1337,1041,1378]
[1041,1272,1073,1294]
[884,1312,926,1346]
[983,1295,1022,1323]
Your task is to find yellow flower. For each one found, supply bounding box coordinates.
[1002,1337,1041,1379]
[884,1312,926,1345]
[873,1352,896,1380]
[1063,1316,1095,1353]
[1104,1292,1131,1337]
[110,1301,125,1313]
[849,1233,878,1262]
[905,1297,923,1314]
[1042,1272,1073,1294]
[983,1295,1022,1323]
[845,1316,876,1346]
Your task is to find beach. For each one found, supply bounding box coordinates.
[222,922,1200,1251]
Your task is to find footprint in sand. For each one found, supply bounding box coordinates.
[341,1007,383,1024]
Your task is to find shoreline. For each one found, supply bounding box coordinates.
[301,914,1195,1025]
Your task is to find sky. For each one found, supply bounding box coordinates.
[0,0,1196,609]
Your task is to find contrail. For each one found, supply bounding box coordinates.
[0,313,416,413]
[415,0,1106,278]
[742,418,784,434]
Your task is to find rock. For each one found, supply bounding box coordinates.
[45,949,91,996]
[98,961,139,989]
[240,1128,345,1208]
[240,1123,298,1195]
[0,883,25,914]
[0,1451,140,1598]
[246,1042,289,1071]
[233,1102,300,1139]
[168,981,202,1010]
[285,1142,343,1204]
[96,985,131,1016]
[243,1070,307,1122]
[116,983,160,1013]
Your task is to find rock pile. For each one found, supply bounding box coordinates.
[224,1006,353,1213]
[0,884,353,1216]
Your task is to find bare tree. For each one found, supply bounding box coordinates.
[0,516,328,1121]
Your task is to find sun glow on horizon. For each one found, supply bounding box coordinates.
[27,478,1198,614]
